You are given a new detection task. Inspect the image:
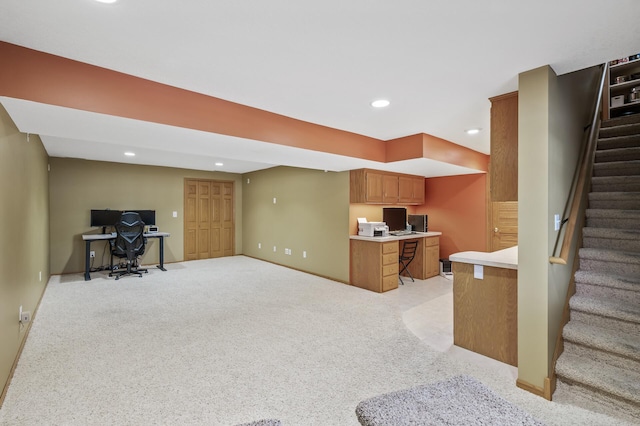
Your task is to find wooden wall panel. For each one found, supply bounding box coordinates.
[490,92,518,202]
[453,262,518,366]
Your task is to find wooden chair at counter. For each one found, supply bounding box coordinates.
[398,240,418,285]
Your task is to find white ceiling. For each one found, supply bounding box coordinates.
[1,0,639,176]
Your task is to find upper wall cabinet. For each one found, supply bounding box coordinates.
[398,175,425,204]
[350,169,425,205]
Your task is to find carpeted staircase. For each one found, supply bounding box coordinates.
[554,113,640,423]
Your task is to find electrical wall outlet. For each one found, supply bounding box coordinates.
[21,311,31,323]
[90,250,95,258]
[285,248,292,255]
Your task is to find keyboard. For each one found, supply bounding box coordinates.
[389,230,415,236]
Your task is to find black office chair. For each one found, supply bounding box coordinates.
[109,212,148,280]
[398,240,419,285]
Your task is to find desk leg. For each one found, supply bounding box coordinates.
[84,240,92,281]
[156,236,167,271]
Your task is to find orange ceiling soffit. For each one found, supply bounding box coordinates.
[0,41,386,162]
[386,133,489,171]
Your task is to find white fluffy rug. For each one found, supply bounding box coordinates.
[0,257,627,425]
[355,375,544,425]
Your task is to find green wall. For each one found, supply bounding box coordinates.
[0,105,50,397]
[517,65,600,390]
[48,158,243,274]
[242,167,350,282]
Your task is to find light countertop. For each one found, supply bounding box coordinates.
[449,246,518,270]
[350,231,442,242]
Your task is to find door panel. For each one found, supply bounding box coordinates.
[222,183,234,256]
[184,180,198,261]
[211,183,223,258]
[491,201,518,251]
[184,179,234,261]
[197,183,211,259]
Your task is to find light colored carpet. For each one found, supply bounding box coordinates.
[0,256,628,425]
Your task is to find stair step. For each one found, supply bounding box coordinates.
[575,280,640,305]
[582,227,640,252]
[563,320,640,363]
[579,247,640,276]
[591,176,640,192]
[585,208,640,229]
[595,147,640,163]
[592,160,640,176]
[599,122,640,138]
[556,350,640,409]
[569,293,640,324]
[589,192,640,209]
[575,269,640,294]
[554,380,640,425]
[569,310,639,336]
[574,269,640,306]
[597,134,640,150]
[601,114,640,128]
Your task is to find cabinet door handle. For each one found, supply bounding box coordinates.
[494,227,499,233]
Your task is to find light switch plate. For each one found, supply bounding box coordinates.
[474,264,483,280]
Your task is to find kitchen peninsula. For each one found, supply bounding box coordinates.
[350,232,442,293]
[449,246,518,366]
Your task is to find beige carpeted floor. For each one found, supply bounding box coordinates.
[0,256,629,425]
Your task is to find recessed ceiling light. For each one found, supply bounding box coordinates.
[371,99,390,108]
[124,152,135,157]
[465,128,481,135]
[215,162,224,166]
[95,0,117,3]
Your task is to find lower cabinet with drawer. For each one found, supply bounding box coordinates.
[402,236,440,280]
[350,239,399,293]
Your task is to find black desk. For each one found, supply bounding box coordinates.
[82,232,170,281]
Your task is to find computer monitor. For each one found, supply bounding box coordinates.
[90,209,123,228]
[90,209,156,227]
[133,210,156,226]
[383,207,407,232]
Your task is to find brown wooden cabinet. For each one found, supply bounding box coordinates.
[364,171,384,203]
[398,175,425,204]
[425,237,440,278]
[403,236,440,280]
[382,174,399,203]
[350,169,424,205]
[350,239,399,293]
